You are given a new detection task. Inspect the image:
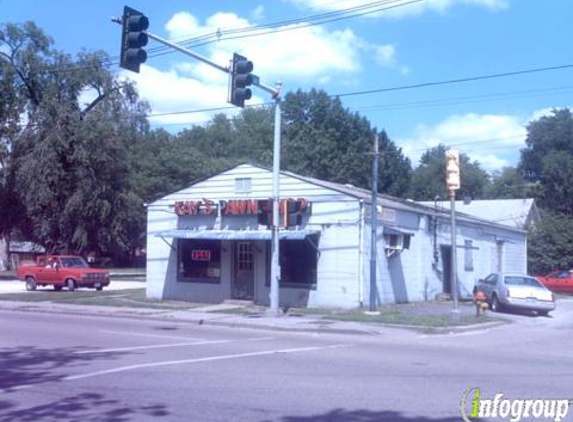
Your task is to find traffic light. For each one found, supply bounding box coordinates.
[446,149,460,191]
[230,53,254,108]
[120,6,149,73]
[283,199,303,229]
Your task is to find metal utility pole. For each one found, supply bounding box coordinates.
[449,191,459,315]
[445,149,461,320]
[113,12,283,315]
[269,88,282,316]
[369,134,379,312]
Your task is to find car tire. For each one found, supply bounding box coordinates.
[96,285,103,291]
[66,279,76,292]
[537,310,550,317]
[54,285,62,291]
[25,277,37,291]
[491,295,501,312]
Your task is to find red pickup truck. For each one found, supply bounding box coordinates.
[17,255,111,292]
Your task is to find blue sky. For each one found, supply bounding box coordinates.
[2,0,572,172]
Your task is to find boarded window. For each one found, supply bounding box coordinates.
[464,240,474,271]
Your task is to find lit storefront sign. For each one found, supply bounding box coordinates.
[174,198,310,217]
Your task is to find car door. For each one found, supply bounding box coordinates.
[36,259,59,285]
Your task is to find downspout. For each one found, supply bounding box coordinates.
[358,200,365,308]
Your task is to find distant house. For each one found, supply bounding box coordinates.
[146,164,528,308]
[9,241,46,268]
[419,198,540,230]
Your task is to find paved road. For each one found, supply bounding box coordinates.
[1,299,572,422]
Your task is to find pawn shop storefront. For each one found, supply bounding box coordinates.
[147,164,529,309]
[149,196,320,307]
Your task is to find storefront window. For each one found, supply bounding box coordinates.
[178,239,221,283]
[267,238,318,289]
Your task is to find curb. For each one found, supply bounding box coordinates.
[0,301,507,336]
[0,303,378,335]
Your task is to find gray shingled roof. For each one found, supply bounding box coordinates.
[418,198,539,229]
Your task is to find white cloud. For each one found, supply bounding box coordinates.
[284,0,509,19]
[121,65,254,127]
[251,5,265,21]
[398,113,527,171]
[123,10,403,128]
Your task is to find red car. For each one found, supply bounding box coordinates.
[537,270,573,293]
[17,255,110,292]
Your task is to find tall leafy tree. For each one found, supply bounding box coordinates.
[485,167,528,199]
[520,109,573,213]
[408,144,490,201]
[528,211,573,275]
[520,108,573,182]
[282,89,411,196]
[1,21,148,257]
[131,128,214,203]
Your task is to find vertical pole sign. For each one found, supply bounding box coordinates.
[446,149,461,319]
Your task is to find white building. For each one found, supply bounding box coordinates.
[146,164,527,308]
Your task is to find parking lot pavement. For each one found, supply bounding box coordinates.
[0,279,145,294]
[489,294,573,328]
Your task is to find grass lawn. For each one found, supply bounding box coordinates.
[212,301,506,328]
[0,288,201,310]
[0,287,507,328]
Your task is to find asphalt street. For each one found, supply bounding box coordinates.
[1,299,573,422]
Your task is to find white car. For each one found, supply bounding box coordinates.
[475,273,556,316]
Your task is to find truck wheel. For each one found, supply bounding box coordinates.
[66,279,76,292]
[25,277,37,291]
[54,285,62,291]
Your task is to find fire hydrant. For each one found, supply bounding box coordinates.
[474,290,488,317]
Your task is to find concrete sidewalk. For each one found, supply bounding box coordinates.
[0,298,504,337]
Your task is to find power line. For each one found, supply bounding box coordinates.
[349,86,573,113]
[334,64,573,98]
[142,64,573,119]
[13,0,424,74]
[143,0,424,59]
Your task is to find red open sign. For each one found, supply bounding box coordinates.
[191,249,211,261]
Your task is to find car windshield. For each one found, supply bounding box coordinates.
[505,276,543,288]
[59,257,89,268]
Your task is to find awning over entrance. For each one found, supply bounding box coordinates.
[155,229,319,241]
[383,226,415,236]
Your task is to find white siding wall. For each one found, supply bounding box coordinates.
[147,164,361,307]
[148,164,528,308]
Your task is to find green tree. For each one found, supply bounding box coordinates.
[485,167,527,199]
[408,144,490,201]
[1,22,148,258]
[528,211,573,275]
[282,89,411,195]
[520,108,573,183]
[131,128,214,204]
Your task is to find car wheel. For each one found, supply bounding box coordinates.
[491,295,501,312]
[537,310,549,317]
[54,285,62,291]
[96,285,103,291]
[66,279,76,292]
[25,277,37,291]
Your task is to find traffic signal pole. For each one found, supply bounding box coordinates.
[112,14,284,315]
[269,91,282,316]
